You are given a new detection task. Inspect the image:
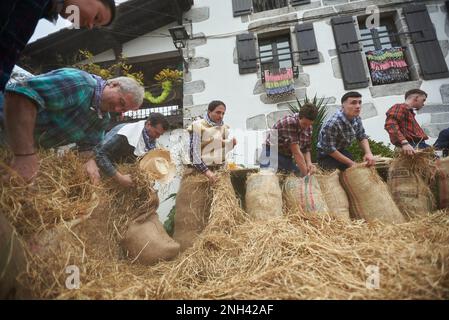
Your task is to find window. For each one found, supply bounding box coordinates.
[258,35,293,73]
[358,16,410,86]
[253,0,288,13]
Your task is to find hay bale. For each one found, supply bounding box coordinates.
[173,169,211,252]
[121,213,180,266]
[388,153,436,219]
[340,166,405,224]
[317,171,351,222]
[436,157,449,209]
[284,175,330,217]
[245,171,283,220]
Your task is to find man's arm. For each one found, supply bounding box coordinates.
[328,150,356,168]
[385,106,414,155]
[95,135,134,187]
[358,138,376,166]
[190,131,217,183]
[290,143,308,176]
[3,92,39,181]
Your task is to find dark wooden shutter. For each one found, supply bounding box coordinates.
[236,33,258,74]
[232,0,252,17]
[294,23,319,65]
[404,4,449,80]
[331,16,369,90]
[290,0,311,6]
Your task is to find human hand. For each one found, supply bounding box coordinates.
[307,163,317,175]
[115,172,134,187]
[363,153,376,167]
[4,154,39,183]
[401,143,415,156]
[84,159,101,185]
[205,170,218,184]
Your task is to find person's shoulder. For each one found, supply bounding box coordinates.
[387,103,406,112]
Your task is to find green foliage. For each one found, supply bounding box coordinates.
[162,193,177,236]
[347,138,395,162]
[288,94,330,162]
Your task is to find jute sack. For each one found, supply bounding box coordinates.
[317,171,351,222]
[0,213,29,299]
[245,170,283,220]
[388,159,434,219]
[173,168,211,252]
[436,157,449,209]
[284,175,329,217]
[122,213,180,265]
[340,166,405,224]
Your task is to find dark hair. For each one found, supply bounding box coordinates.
[146,112,169,130]
[208,100,226,112]
[341,91,362,104]
[298,103,318,121]
[405,89,427,100]
[100,0,116,26]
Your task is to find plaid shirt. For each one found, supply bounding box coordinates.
[318,109,368,155]
[384,103,428,146]
[266,113,312,156]
[4,68,110,151]
[190,130,209,173]
[0,0,61,92]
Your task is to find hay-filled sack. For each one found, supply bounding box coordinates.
[245,170,283,220]
[122,213,180,265]
[173,168,212,252]
[317,170,351,222]
[340,166,405,224]
[283,175,329,217]
[436,157,449,209]
[388,153,435,219]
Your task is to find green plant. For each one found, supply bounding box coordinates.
[288,94,330,162]
[347,138,395,162]
[162,193,177,236]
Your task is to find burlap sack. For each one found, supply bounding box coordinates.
[340,166,405,224]
[0,213,29,299]
[122,213,180,266]
[436,157,449,209]
[245,171,283,220]
[317,171,351,222]
[284,175,329,217]
[388,159,434,219]
[173,169,211,252]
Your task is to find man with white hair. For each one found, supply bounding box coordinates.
[1,67,144,181]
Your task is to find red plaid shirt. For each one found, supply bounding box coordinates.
[266,113,312,156]
[384,103,428,146]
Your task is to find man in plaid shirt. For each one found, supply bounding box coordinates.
[259,103,318,176]
[317,92,375,171]
[0,0,116,93]
[1,67,143,181]
[384,89,430,155]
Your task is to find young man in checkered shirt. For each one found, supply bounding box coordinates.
[317,91,376,171]
[259,103,318,176]
[384,89,430,155]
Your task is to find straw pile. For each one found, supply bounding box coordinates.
[1,150,449,299]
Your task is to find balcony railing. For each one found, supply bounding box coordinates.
[253,0,288,13]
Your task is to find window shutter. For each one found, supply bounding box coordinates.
[236,33,258,74]
[232,0,252,17]
[290,0,311,6]
[294,22,319,65]
[403,5,449,80]
[331,16,369,90]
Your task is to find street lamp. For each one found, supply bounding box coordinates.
[169,25,190,49]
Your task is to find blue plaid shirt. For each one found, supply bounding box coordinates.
[4,68,110,151]
[317,109,368,155]
[0,0,62,92]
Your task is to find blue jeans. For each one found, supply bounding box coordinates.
[259,145,299,173]
[317,149,354,171]
[409,141,431,149]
